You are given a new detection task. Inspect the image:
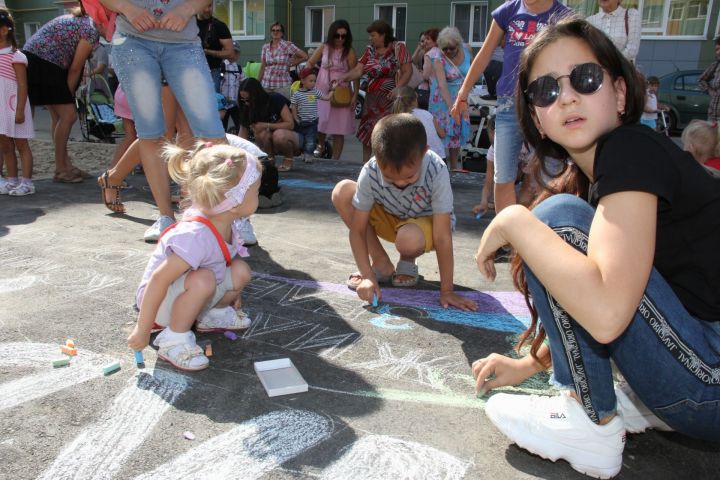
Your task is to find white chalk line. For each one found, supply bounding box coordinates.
[134,409,333,480]
[38,368,190,480]
[319,435,470,480]
[0,342,115,412]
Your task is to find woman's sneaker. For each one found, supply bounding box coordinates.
[615,383,673,434]
[144,215,175,242]
[9,180,35,196]
[196,306,251,332]
[485,393,625,479]
[153,329,209,371]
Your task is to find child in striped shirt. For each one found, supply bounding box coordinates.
[291,68,330,162]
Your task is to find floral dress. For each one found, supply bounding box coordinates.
[429,46,471,149]
[356,42,410,147]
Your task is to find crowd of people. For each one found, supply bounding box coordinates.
[0,1,719,479]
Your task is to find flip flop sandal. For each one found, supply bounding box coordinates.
[391,260,420,287]
[53,170,83,183]
[71,167,93,179]
[346,268,393,291]
[97,170,126,214]
[277,160,293,172]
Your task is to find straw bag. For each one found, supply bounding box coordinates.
[330,85,352,107]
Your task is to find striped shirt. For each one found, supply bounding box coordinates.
[0,48,26,81]
[291,88,321,122]
[353,150,455,227]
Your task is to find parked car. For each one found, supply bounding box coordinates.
[656,69,709,132]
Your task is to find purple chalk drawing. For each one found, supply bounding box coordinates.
[253,273,530,333]
[224,331,238,341]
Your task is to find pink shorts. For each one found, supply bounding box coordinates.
[113,84,133,121]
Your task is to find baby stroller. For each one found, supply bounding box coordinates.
[75,73,124,143]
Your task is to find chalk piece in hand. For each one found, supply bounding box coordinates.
[134,350,144,368]
[52,357,70,368]
[372,293,378,308]
[224,331,238,341]
[102,361,121,375]
[475,212,484,220]
[183,431,195,441]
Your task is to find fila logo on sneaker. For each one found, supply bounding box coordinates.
[550,412,567,419]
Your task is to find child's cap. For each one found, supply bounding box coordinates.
[300,67,317,80]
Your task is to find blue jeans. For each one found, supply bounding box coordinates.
[493,96,524,184]
[526,194,720,441]
[295,119,318,155]
[112,35,225,140]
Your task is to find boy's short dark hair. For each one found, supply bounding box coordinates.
[647,76,660,85]
[371,114,427,170]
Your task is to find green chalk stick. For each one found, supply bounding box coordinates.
[52,357,70,368]
[102,361,121,375]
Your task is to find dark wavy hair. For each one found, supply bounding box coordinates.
[0,8,17,50]
[325,19,353,59]
[366,19,394,47]
[424,27,439,43]
[237,77,271,126]
[511,16,646,365]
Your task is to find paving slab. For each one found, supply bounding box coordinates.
[0,139,718,479]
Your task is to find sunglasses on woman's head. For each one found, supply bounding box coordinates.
[525,63,605,108]
[334,33,347,39]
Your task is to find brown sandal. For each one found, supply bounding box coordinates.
[98,171,126,214]
[53,170,83,183]
[277,159,293,172]
[71,166,93,179]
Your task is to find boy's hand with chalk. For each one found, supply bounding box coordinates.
[356,278,381,306]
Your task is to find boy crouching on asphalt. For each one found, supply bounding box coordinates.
[332,113,478,310]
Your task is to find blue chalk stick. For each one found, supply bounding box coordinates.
[475,212,484,220]
[134,350,144,366]
[372,293,378,308]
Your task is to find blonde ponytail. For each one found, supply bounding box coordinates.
[392,86,417,114]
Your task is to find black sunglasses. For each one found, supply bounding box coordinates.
[334,33,347,39]
[525,63,605,108]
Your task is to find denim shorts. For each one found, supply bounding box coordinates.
[111,34,225,140]
[494,96,525,184]
[295,119,318,154]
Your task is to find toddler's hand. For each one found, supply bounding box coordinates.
[127,325,151,351]
[15,111,25,124]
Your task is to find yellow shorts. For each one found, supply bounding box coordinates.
[369,203,434,252]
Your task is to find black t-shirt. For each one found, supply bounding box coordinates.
[239,92,289,127]
[197,17,232,70]
[590,124,720,321]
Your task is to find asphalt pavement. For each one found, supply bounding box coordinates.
[0,110,717,479]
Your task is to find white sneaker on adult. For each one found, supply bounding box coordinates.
[485,393,625,479]
[196,306,251,332]
[616,383,673,434]
[143,215,175,242]
[235,218,258,246]
[153,329,209,371]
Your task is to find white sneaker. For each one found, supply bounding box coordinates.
[144,215,175,242]
[485,393,625,479]
[153,329,209,371]
[616,383,673,434]
[303,152,314,163]
[196,306,251,332]
[9,180,35,196]
[235,218,258,246]
[0,177,18,195]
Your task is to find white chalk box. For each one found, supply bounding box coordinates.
[253,358,308,397]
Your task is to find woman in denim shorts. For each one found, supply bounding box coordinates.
[97,0,226,241]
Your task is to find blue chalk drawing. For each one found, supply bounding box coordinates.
[423,307,529,334]
[279,179,335,191]
[369,305,412,330]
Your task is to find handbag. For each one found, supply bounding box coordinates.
[330,84,353,107]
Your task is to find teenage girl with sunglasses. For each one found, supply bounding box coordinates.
[471,17,720,478]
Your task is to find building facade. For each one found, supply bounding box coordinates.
[5,0,720,77]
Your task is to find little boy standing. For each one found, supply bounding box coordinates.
[332,114,478,311]
[641,76,667,131]
[291,68,326,163]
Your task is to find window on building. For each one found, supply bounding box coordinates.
[375,4,407,42]
[24,22,40,42]
[215,0,265,38]
[641,0,709,37]
[451,2,489,46]
[306,6,335,46]
[562,1,640,18]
